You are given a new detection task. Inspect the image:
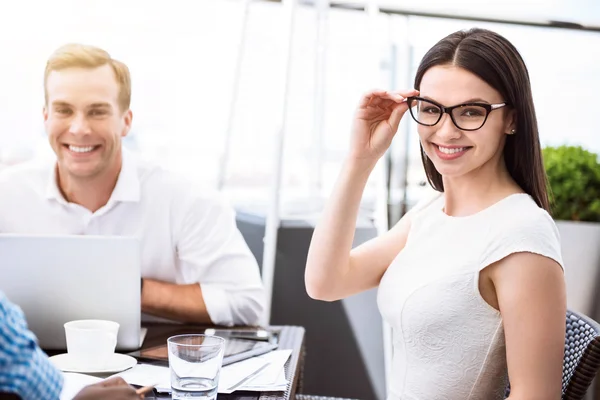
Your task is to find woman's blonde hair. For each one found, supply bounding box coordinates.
[44,43,131,112]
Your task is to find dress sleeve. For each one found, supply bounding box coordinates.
[479,209,564,272]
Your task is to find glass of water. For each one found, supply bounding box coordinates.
[167,334,226,399]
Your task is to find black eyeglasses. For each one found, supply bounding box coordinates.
[406,96,509,131]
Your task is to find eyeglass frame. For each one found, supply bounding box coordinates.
[406,96,510,131]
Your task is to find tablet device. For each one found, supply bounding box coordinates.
[129,330,279,366]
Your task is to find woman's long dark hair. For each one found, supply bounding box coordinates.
[414,28,550,212]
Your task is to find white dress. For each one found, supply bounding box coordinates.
[377,193,564,400]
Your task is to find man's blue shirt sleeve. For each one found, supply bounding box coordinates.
[0,291,63,399]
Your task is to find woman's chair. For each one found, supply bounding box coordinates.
[560,309,600,399]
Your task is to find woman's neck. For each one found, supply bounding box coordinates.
[441,160,522,217]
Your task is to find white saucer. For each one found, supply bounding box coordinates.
[49,353,138,374]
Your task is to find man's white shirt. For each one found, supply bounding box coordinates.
[0,150,265,326]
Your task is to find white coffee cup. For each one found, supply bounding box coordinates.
[64,320,119,370]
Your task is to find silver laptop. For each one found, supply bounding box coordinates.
[0,234,144,351]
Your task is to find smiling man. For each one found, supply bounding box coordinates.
[0,44,264,326]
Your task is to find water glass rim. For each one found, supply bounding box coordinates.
[167,334,226,347]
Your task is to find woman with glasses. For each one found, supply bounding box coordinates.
[305,28,565,400]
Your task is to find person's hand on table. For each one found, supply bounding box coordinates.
[73,376,144,399]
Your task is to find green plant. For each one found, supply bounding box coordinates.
[543,145,600,222]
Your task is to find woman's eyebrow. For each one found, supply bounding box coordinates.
[461,98,490,104]
[421,96,491,105]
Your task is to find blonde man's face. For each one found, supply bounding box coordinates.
[43,65,132,180]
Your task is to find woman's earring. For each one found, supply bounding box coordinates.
[508,129,516,135]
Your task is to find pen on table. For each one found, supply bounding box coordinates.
[227,362,271,391]
[135,384,156,397]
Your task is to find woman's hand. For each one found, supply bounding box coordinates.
[73,377,144,400]
[349,89,419,164]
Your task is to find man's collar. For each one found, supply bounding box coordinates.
[45,148,141,204]
[108,149,141,203]
[44,164,65,203]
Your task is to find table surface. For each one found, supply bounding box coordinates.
[77,324,305,400]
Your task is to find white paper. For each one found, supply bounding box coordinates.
[217,358,270,393]
[245,350,292,386]
[242,384,288,392]
[60,372,103,400]
[113,363,171,392]
[242,369,288,390]
[230,350,291,392]
[112,349,293,394]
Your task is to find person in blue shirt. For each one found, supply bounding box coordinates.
[0,291,141,400]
